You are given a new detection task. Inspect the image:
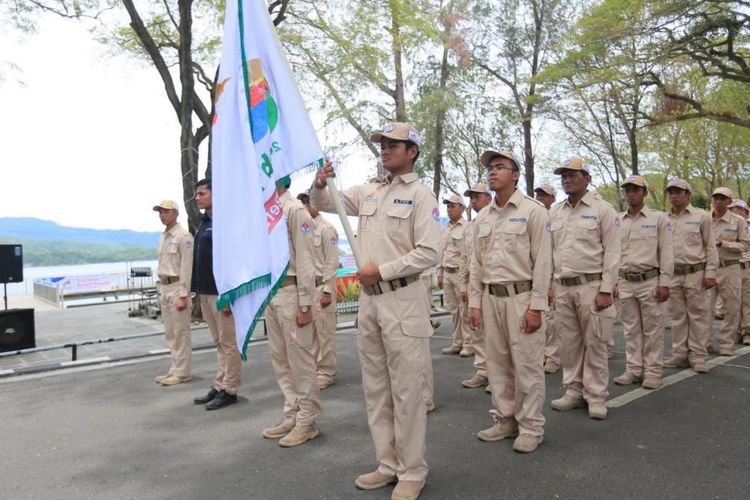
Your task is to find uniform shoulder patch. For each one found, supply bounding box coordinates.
[301,221,311,233]
[432,207,440,221]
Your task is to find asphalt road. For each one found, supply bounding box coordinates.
[2,327,749,500]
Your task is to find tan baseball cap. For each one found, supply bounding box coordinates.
[712,187,733,199]
[665,178,691,192]
[534,184,557,197]
[153,200,179,211]
[729,199,748,210]
[464,182,491,196]
[442,194,466,206]
[480,149,521,170]
[370,122,422,145]
[553,156,590,175]
[621,175,648,189]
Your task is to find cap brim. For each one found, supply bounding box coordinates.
[370,131,415,144]
[480,149,518,168]
[665,186,690,192]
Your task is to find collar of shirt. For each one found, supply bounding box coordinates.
[564,190,596,209]
[713,210,733,224]
[622,206,649,220]
[384,171,419,185]
[165,224,180,237]
[489,188,524,212]
[449,218,466,227]
[670,204,695,217]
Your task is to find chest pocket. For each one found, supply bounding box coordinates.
[359,202,377,233]
[477,222,492,253]
[636,225,658,243]
[720,226,739,242]
[313,234,322,248]
[167,241,179,254]
[683,223,701,243]
[575,218,598,240]
[451,234,463,248]
[501,223,529,253]
[386,204,413,239]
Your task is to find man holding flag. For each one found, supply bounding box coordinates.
[311,123,440,500]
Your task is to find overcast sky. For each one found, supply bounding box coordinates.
[0,14,375,235]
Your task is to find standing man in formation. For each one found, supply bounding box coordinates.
[533,184,560,374]
[311,122,440,500]
[262,177,321,448]
[153,200,194,386]
[664,179,717,373]
[613,176,673,390]
[460,183,493,389]
[548,157,620,421]
[706,187,750,356]
[439,195,471,357]
[728,199,750,346]
[298,193,340,390]
[192,178,242,410]
[469,150,551,453]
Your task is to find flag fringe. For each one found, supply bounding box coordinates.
[216,273,272,310]
[240,261,290,360]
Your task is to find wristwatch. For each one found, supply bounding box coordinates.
[301,306,310,313]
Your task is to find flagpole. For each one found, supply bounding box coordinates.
[325,177,363,269]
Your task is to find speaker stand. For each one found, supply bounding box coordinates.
[3,283,7,310]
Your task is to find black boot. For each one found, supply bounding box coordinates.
[206,390,238,410]
[193,388,218,405]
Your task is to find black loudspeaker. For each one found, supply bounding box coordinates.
[0,308,35,352]
[0,244,23,283]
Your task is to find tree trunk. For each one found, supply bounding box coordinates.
[522,118,534,195]
[390,1,406,122]
[178,0,201,232]
[431,40,451,198]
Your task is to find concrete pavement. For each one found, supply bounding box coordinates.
[2,321,749,499]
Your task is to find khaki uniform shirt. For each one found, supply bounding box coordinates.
[468,189,551,311]
[280,191,315,308]
[459,219,477,295]
[438,218,467,276]
[744,218,750,263]
[548,190,621,294]
[667,204,718,279]
[309,171,440,281]
[312,215,340,295]
[712,211,750,262]
[619,206,674,287]
[157,223,194,297]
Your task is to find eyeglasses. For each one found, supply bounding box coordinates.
[484,164,515,174]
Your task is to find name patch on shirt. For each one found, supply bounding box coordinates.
[508,217,527,223]
[723,228,738,232]
[580,214,597,220]
[685,221,700,225]
[393,199,413,205]
[641,224,656,229]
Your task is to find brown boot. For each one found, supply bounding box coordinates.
[278,424,320,447]
[391,480,425,500]
[663,356,689,369]
[355,470,396,490]
[160,375,192,386]
[588,402,608,420]
[513,433,543,453]
[692,359,709,373]
[459,346,474,357]
[477,418,518,442]
[641,375,662,390]
[441,344,461,355]
[462,373,488,388]
[743,334,750,345]
[719,347,733,356]
[262,419,295,439]
[550,394,585,411]
[614,371,642,385]
[543,359,559,374]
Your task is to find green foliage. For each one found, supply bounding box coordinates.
[0,237,156,266]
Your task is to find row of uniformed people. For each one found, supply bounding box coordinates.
[437,151,750,458]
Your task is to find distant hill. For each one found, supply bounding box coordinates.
[0,218,161,266]
[0,217,161,247]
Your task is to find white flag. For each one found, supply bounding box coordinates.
[212,0,323,358]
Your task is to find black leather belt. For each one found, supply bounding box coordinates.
[559,273,603,287]
[673,262,705,275]
[160,276,179,285]
[363,275,420,296]
[315,276,324,287]
[444,267,459,274]
[619,268,659,282]
[487,281,532,297]
[719,259,740,268]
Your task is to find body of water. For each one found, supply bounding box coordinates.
[4,260,158,296]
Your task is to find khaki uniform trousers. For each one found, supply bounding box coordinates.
[706,265,742,351]
[668,272,709,362]
[619,278,665,378]
[311,286,337,384]
[267,286,321,427]
[471,307,487,378]
[359,281,431,482]
[444,271,471,348]
[740,266,750,336]
[160,283,192,378]
[554,282,613,404]
[199,294,241,394]
[483,289,545,436]
[543,309,560,366]
[421,276,434,406]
